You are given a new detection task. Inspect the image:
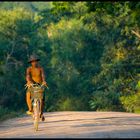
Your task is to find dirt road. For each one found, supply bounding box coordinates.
[0,111,140,138]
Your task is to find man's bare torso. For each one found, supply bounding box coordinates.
[26,66,44,84]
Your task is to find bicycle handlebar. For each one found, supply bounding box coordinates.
[25,83,49,89]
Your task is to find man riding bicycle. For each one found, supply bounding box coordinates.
[26,54,48,121]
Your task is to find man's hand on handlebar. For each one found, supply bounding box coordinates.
[25,81,49,89]
[42,81,49,89]
[26,81,33,88]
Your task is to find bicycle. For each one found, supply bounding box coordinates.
[25,83,48,131]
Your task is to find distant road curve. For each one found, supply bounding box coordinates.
[0,111,140,138]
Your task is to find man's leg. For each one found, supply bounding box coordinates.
[40,94,45,121]
[41,99,45,114]
[26,91,32,114]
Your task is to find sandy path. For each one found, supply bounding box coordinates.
[0,111,140,138]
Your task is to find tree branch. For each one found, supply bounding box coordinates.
[131,30,140,39]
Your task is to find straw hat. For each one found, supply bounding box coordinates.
[28,54,40,63]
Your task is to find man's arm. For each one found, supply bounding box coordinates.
[26,67,32,83]
[41,67,46,82]
[41,67,48,86]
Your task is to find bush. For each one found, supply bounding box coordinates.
[56,96,90,111]
[0,106,9,118]
[57,97,75,111]
[89,90,123,111]
[0,106,23,121]
[120,92,140,113]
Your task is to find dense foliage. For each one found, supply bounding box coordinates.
[0,2,140,118]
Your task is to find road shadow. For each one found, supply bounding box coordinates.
[45,113,74,118]
[43,118,96,124]
[73,128,140,138]
[43,115,140,123]
[73,122,140,128]
[94,116,140,120]
[0,122,33,129]
[24,128,140,138]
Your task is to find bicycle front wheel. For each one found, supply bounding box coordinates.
[33,100,40,131]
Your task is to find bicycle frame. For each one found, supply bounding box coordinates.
[29,83,45,131]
